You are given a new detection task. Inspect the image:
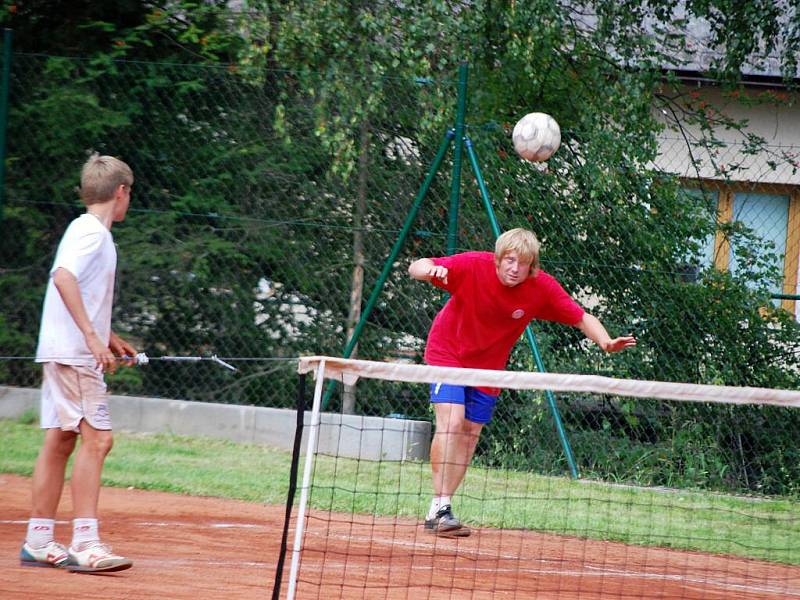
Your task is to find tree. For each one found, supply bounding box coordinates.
[2,0,799,491]
[247,0,800,491]
[0,1,262,396]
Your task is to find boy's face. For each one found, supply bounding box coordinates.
[496,250,532,287]
[112,184,132,222]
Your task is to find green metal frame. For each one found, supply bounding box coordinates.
[323,62,579,479]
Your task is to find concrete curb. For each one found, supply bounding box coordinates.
[0,386,430,462]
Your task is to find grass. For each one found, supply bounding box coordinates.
[0,419,292,502]
[3,418,798,565]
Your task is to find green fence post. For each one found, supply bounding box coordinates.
[447,62,469,255]
[321,129,456,410]
[0,29,12,225]
[464,136,580,479]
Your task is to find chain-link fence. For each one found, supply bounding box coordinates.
[2,52,799,496]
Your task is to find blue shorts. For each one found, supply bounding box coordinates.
[430,383,499,424]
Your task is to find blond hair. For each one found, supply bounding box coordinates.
[80,153,133,205]
[495,228,541,275]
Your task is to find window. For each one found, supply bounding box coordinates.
[683,188,718,271]
[729,192,789,302]
[685,184,800,314]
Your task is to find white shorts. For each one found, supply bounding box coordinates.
[40,363,112,432]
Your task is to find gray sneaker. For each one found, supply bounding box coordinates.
[424,505,471,538]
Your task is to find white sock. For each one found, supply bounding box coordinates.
[26,518,55,548]
[71,518,99,549]
[426,495,452,520]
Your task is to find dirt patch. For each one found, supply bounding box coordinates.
[1,474,798,599]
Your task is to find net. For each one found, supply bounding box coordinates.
[276,356,800,600]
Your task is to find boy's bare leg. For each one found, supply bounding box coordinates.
[70,419,113,518]
[30,428,77,518]
[65,420,132,573]
[426,403,483,537]
[463,421,482,469]
[22,428,76,567]
[431,403,483,497]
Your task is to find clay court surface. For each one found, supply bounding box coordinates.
[1,473,798,599]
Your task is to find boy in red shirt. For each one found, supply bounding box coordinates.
[409,228,636,537]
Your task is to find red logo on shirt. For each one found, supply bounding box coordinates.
[511,309,525,319]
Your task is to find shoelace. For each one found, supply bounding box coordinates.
[437,506,454,518]
[74,541,114,555]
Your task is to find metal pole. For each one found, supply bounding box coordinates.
[321,129,456,410]
[464,136,579,479]
[0,29,12,225]
[286,360,326,600]
[447,62,469,255]
[464,137,502,237]
[271,373,308,600]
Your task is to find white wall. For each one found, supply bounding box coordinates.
[654,84,800,185]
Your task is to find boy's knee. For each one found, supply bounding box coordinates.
[43,429,77,458]
[95,433,114,455]
[58,436,78,457]
[82,430,114,455]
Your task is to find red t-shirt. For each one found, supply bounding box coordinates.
[424,252,584,384]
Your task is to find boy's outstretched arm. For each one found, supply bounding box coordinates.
[575,313,637,353]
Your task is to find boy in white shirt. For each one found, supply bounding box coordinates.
[20,153,138,573]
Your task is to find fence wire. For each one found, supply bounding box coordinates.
[1,53,799,495]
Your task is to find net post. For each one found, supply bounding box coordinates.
[271,371,307,600]
[464,135,580,479]
[286,359,326,600]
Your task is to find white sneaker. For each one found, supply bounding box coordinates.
[67,541,133,573]
[19,541,70,568]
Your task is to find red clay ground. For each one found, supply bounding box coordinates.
[1,473,798,599]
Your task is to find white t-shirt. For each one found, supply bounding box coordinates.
[36,213,117,365]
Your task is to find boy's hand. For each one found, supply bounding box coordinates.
[86,332,117,373]
[427,265,448,284]
[109,332,137,367]
[603,336,637,353]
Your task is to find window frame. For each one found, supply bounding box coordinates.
[681,178,800,314]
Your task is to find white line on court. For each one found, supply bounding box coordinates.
[1,519,267,529]
[135,521,266,529]
[1,520,69,525]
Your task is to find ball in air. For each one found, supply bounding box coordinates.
[512,112,561,162]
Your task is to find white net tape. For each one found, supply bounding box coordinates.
[297,356,800,408]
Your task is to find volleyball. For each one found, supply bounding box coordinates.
[512,112,561,162]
